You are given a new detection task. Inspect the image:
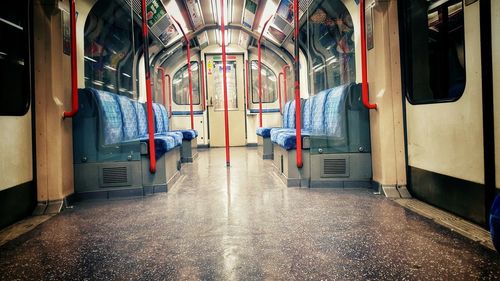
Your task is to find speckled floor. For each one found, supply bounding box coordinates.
[0,147,499,280]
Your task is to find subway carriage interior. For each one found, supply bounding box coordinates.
[1,0,500,279]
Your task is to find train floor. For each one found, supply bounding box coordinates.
[0,147,499,280]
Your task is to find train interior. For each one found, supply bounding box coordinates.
[0,0,500,278]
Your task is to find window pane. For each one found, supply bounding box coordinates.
[172,62,200,105]
[0,2,30,116]
[251,61,277,103]
[402,0,466,103]
[84,0,142,99]
[299,1,355,95]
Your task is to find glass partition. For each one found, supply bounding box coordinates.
[251,61,277,104]
[298,0,370,155]
[172,62,201,105]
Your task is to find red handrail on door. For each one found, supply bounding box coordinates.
[245,59,250,110]
[221,0,230,166]
[63,0,78,118]
[278,72,283,114]
[257,16,273,128]
[172,17,195,129]
[360,0,377,110]
[201,60,206,111]
[293,0,303,168]
[140,0,156,173]
[165,74,172,118]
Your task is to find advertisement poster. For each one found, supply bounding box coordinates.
[277,0,293,24]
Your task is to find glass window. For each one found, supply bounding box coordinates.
[0,2,31,116]
[401,0,465,104]
[84,0,142,98]
[251,61,277,103]
[299,1,355,94]
[172,62,200,105]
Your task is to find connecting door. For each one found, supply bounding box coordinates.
[205,54,246,147]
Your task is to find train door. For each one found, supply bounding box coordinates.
[205,54,246,147]
[0,1,35,229]
[400,0,492,225]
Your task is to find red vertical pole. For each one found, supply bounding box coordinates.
[221,0,230,166]
[278,72,283,114]
[201,61,206,111]
[166,74,172,117]
[172,17,195,129]
[141,0,156,173]
[257,16,273,128]
[246,59,250,110]
[157,67,166,106]
[360,0,377,110]
[63,0,78,118]
[293,0,303,168]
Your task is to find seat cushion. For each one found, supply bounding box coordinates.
[270,128,295,143]
[140,135,177,160]
[311,89,330,135]
[275,131,311,150]
[165,131,183,146]
[302,98,312,131]
[133,101,148,138]
[152,103,167,134]
[256,127,273,138]
[172,129,198,141]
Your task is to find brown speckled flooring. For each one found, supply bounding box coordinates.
[0,147,499,280]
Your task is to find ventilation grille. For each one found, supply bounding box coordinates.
[101,166,129,187]
[321,157,349,178]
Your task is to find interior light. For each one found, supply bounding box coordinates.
[167,0,189,31]
[104,65,117,71]
[257,0,277,33]
[84,56,97,63]
[122,73,131,78]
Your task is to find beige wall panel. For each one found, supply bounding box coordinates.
[493,0,500,188]
[366,0,406,186]
[34,1,75,201]
[406,3,484,184]
[0,111,33,191]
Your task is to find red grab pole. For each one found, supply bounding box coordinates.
[360,0,377,110]
[221,0,230,166]
[63,0,78,118]
[157,67,166,106]
[140,0,156,173]
[201,61,206,111]
[172,17,195,129]
[245,59,250,110]
[166,74,172,117]
[278,72,283,114]
[293,0,303,168]
[257,16,273,127]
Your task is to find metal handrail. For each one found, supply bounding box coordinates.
[257,16,273,127]
[140,0,156,173]
[293,0,303,168]
[172,17,195,129]
[360,0,377,110]
[221,0,231,166]
[62,0,78,118]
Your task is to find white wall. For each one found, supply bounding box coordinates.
[0,110,33,191]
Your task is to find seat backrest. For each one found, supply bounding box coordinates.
[158,104,169,132]
[287,100,296,129]
[310,89,330,135]
[302,98,312,131]
[324,84,349,138]
[93,90,123,145]
[132,100,148,138]
[115,95,139,141]
[282,101,291,128]
[152,103,167,134]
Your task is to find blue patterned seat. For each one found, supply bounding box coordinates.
[93,90,124,146]
[324,85,349,142]
[115,95,139,141]
[256,127,273,138]
[275,130,311,150]
[257,100,295,138]
[156,103,198,141]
